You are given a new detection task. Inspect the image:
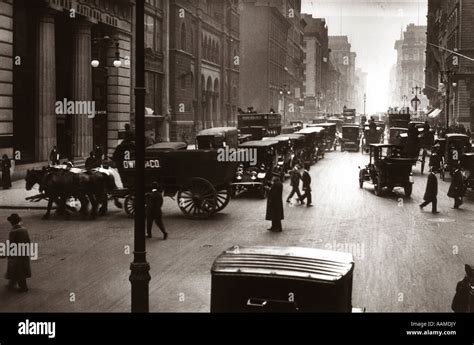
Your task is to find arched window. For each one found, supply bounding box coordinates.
[181,23,186,51]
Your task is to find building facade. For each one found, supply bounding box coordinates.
[328,36,357,110]
[394,24,428,113]
[239,0,305,124]
[302,14,329,119]
[0,0,171,177]
[168,0,240,142]
[425,0,474,130]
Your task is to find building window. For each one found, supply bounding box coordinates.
[181,23,187,51]
[145,71,163,113]
[145,14,155,50]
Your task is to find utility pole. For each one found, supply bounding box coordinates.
[363,93,366,116]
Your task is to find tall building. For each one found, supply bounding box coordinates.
[328,36,357,110]
[302,14,329,119]
[394,24,428,113]
[168,0,240,142]
[239,0,305,123]
[425,0,474,130]
[0,0,169,177]
[354,68,367,114]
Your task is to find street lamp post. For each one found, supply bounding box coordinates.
[363,93,366,116]
[129,0,151,313]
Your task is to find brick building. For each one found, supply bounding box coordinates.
[0,0,171,178]
[168,0,240,142]
[425,0,474,130]
[239,0,305,124]
[394,24,428,114]
[328,36,357,110]
[302,14,329,119]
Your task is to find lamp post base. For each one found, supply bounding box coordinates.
[129,260,151,313]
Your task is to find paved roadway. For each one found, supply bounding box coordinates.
[0,148,473,312]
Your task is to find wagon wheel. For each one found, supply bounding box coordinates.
[373,175,382,196]
[214,187,232,213]
[124,194,135,218]
[177,178,217,219]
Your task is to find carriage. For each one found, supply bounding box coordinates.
[238,113,282,140]
[115,141,239,219]
[262,136,293,179]
[359,144,414,197]
[210,246,364,312]
[431,134,471,180]
[231,140,279,198]
[314,123,337,151]
[196,127,239,149]
[297,127,325,165]
[461,152,474,190]
[340,125,360,152]
[389,127,408,146]
[361,125,383,153]
[277,133,306,169]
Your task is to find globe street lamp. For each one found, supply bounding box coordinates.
[91,36,123,69]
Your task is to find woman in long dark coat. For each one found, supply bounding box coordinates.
[448,168,465,209]
[1,154,12,189]
[5,214,31,292]
[266,176,284,232]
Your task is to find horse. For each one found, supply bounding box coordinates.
[25,168,89,219]
[452,264,474,312]
[25,167,115,220]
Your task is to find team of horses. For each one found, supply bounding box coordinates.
[25,167,120,220]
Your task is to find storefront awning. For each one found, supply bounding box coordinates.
[428,108,442,118]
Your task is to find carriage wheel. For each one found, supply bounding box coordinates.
[124,194,135,218]
[214,187,232,213]
[374,176,382,196]
[177,178,217,219]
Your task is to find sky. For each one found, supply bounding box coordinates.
[301,0,428,114]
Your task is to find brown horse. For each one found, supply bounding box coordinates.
[25,168,114,220]
[452,264,474,312]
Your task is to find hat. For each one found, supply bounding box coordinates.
[7,213,21,224]
[151,181,159,190]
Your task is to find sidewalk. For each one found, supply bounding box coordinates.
[0,180,48,209]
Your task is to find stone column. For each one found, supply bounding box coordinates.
[71,21,93,159]
[36,11,56,161]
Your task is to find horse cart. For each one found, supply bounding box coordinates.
[114,142,239,219]
[430,134,471,180]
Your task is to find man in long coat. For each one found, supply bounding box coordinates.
[5,214,31,292]
[286,165,302,203]
[266,176,284,232]
[299,166,313,207]
[420,168,439,214]
[448,168,465,209]
[145,182,168,240]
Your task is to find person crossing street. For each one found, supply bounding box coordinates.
[145,182,168,240]
[286,165,302,204]
[420,168,439,214]
[299,165,313,207]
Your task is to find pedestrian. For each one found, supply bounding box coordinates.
[1,154,12,189]
[4,214,31,292]
[419,168,439,214]
[85,151,99,171]
[448,168,466,209]
[94,145,103,165]
[49,146,60,166]
[466,128,472,139]
[145,181,168,240]
[299,165,313,207]
[286,165,302,204]
[266,176,284,232]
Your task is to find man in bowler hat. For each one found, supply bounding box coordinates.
[4,214,31,292]
[146,182,168,240]
[266,176,284,232]
[420,168,439,214]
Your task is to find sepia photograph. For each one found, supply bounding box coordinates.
[0,0,473,342]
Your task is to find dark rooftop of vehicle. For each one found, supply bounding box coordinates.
[197,127,238,137]
[211,246,354,282]
[147,142,187,150]
[239,140,279,148]
[445,133,470,139]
